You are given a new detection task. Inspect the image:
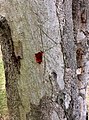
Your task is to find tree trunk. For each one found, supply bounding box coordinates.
[0,0,89,120]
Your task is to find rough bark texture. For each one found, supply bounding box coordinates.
[0,0,89,120]
[0,15,21,120]
[72,0,89,119]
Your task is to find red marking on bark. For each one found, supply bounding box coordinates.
[35,51,43,64]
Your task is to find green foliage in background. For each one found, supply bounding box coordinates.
[0,57,8,115]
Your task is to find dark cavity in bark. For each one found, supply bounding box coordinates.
[0,15,22,120]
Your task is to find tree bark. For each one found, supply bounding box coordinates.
[72,0,89,119]
[0,0,89,120]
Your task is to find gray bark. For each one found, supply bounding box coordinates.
[0,0,89,120]
[72,0,89,119]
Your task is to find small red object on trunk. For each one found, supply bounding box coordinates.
[35,51,43,64]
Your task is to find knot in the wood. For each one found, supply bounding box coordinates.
[0,15,6,23]
[51,71,57,80]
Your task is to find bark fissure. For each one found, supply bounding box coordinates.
[56,0,80,119]
[0,15,22,120]
[72,0,89,119]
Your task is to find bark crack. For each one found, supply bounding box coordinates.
[0,15,22,120]
[56,0,80,119]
